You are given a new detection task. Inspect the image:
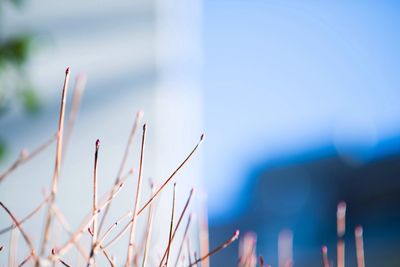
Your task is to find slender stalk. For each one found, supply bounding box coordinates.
[189,230,240,267]
[259,256,265,267]
[125,124,147,267]
[199,200,209,267]
[0,133,57,183]
[0,202,37,261]
[54,176,126,257]
[98,111,143,234]
[141,184,156,267]
[52,249,71,267]
[9,226,19,267]
[0,195,50,235]
[87,139,101,266]
[40,67,71,258]
[160,188,195,266]
[322,245,329,267]
[355,226,365,267]
[50,203,88,261]
[87,228,115,266]
[174,214,193,267]
[104,134,204,250]
[97,211,132,250]
[18,252,34,267]
[337,202,346,267]
[62,73,87,158]
[164,183,177,267]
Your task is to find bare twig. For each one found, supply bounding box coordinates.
[322,246,329,267]
[87,228,115,266]
[50,203,88,261]
[125,124,147,267]
[0,195,50,235]
[40,67,71,258]
[337,202,346,267]
[0,202,36,259]
[0,133,57,184]
[189,230,240,267]
[98,111,143,234]
[87,139,101,266]
[104,134,204,250]
[54,175,127,257]
[18,251,34,267]
[355,226,365,267]
[9,226,18,267]
[174,214,193,267]
[199,199,209,267]
[63,73,87,157]
[141,184,156,267]
[160,188,195,266]
[52,248,71,267]
[164,183,177,267]
[259,255,265,267]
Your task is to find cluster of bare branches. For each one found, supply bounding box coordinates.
[0,67,366,267]
[237,202,365,267]
[0,67,239,266]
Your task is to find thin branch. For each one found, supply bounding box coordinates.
[0,195,50,235]
[160,188,195,266]
[87,228,115,267]
[0,133,57,183]
[322,246,329,267]
[62,73,87,158]
[199,199,209,267]
[18,251,34,267]
[164,183,177,267]
[104,134,204,250]
[51,203,89,261]
[125,124,147,267]
[9,226,18,267]
[52,248,71,267]
[87,139,101,267]
[188,230,240,267]
[259,256,265,267]
[40,67,71,257]
[141,184,156,267]
[337,202,346,267]
[355,226,365,267]
[54,173,128,257]
[0,202,37,261]
[174,214,193,267]
[98,110,143,234]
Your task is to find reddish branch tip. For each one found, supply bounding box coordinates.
[200,133,205,142]
[96,139,100,149]
[51,248,56,255]
[0,245,3,251]
[355,225,363,236]
[337,201,346,216]
[65,67,70,75]
[143,123,147,131]
[259,255,264,265]
[190,188,195,196]
[322,245,328,253]
[233,230,240,239]
[20,149,29,159]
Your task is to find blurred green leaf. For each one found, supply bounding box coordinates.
[0,138,6,162]
[8,0,25,8]
[0,35,32,67]
[20,88,41,114]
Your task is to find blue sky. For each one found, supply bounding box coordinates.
[203,1,400,223]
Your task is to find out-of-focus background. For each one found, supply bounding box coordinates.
[1,0,400,266]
